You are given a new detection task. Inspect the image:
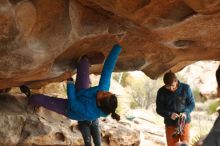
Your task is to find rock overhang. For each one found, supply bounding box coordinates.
[0,0,220,89]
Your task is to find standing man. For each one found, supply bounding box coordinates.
[156,71,195,146]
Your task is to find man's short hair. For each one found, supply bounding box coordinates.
[163,71,177,85]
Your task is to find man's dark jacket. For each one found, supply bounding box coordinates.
[156,81,195,126]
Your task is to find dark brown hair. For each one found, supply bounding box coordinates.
[163,71,177,85]
[111,112,120,121]
[98,94,120,121]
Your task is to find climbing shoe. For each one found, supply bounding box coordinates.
[20,85,31,97]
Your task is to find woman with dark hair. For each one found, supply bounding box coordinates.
[20,44,121,146]
[20,44,121,120]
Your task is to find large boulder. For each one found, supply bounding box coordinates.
[0,0,220,89]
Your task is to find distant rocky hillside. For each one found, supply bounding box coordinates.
[178,61,220,96]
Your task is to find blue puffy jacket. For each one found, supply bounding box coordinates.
[66,44,122,121]
[156,81,195,126]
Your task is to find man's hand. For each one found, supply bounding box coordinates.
[180,113,187,119]
[171,113,179,120]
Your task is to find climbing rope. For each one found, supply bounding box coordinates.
[172,113,186,138]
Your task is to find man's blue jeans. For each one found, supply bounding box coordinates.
[78,119,101,146]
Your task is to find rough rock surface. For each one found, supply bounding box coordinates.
[0,0,220,89]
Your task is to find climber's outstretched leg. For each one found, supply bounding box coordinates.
[29,94,68,115]
[20,85,68,116]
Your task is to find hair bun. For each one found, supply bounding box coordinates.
[111,112,120,121]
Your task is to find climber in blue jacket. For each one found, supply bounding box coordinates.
[66,44,121,146]
[20,44,121,122]
[20,44,121,146]
[66,44,121,121]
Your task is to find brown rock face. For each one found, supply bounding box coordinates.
[0,0,220,89]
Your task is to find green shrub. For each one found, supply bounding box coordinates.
[208,99,220,114]
[191,134,206,146]
[130,100,139,109]
[191,116,214,146]
[192,88,207,102]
